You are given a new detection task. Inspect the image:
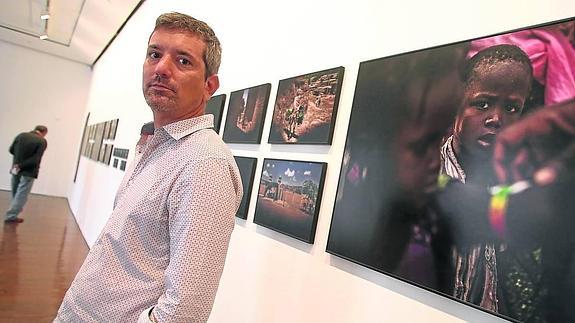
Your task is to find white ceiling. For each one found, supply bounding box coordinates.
[0,0,144,66]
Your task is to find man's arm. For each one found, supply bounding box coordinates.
[151,157,239,322]
[18,140,47,170]
[9,136,17,155]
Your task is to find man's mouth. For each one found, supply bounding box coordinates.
[477,133,496,147]
[148,82,175,93]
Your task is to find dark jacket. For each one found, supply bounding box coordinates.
[10,131,48,178]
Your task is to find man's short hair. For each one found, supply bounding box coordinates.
[34,125,48,134]
[154,12,221,77]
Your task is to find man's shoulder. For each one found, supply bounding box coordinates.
[15,132,30,139]
[177,129,233,162]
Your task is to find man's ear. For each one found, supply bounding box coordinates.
[205,74,220,99]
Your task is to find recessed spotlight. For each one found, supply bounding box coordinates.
[39,35,48,40]
[40,14,50,20]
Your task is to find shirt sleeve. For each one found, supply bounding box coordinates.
[153,157,239,322]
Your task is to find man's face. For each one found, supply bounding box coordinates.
[142,27,219,120]
[455,61,530,161]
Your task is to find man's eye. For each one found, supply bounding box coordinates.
[148,51,160,59]
[472,101,489,110]
[179,58,191,65]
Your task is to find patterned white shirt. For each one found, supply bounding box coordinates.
[56,115,243,322]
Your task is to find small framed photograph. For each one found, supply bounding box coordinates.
[206,94,226,133]
[120,160,127,171]
[253,158,327,243]
[98,143,107,163]
[91,123,105,161]
[109,119,119,140]
[223,84,271,144]
[268,66,344,144]
[103,121,111,140]
[81,124,91,157]
[233,156,258,219]
[85,125,95,157]
[104,144,114,165]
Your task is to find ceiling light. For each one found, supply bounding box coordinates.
[39,35,48,40]
[40,14,51,20]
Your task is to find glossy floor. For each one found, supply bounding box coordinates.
[0,191,88,323]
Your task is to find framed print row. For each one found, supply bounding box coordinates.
[206,66,345,145]
[81,118,119,166]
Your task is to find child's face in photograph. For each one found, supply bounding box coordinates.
[394,68,464,205]
[455,61,531,161]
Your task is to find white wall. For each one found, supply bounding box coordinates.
[68,0,575,322]
[0,41,92,197]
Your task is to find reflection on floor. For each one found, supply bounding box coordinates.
[0,190,88,323]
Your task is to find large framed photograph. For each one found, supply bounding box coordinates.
[233,156,258,219]
[206,94,226,134]
[223,84,271,144]
[254,158,327,243]
[268,67,344,144]
[327,18,575,322]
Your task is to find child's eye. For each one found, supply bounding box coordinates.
[504,105,519,113]
[472,101,489,110]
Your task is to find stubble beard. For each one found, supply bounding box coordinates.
[144,91,176,112]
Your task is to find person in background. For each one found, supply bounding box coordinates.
[55,12,243,323]
[4,125,48,224]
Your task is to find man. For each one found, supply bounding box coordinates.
[55,12,243,323]
[4,125,48,223]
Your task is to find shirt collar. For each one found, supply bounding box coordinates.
[161,114,214,141]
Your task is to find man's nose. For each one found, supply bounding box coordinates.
[154,56,173,79]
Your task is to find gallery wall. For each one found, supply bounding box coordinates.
[0,40,92,197]
[68,0,575,322]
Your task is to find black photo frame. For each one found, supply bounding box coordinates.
[206,94,226,133]
[223,84,271,144]
[268,66,344,144]
[326,17,575,322]
[233,156,258,219]
[109,119,119,140]
[253,158,327,243]
[91,123,105,161]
